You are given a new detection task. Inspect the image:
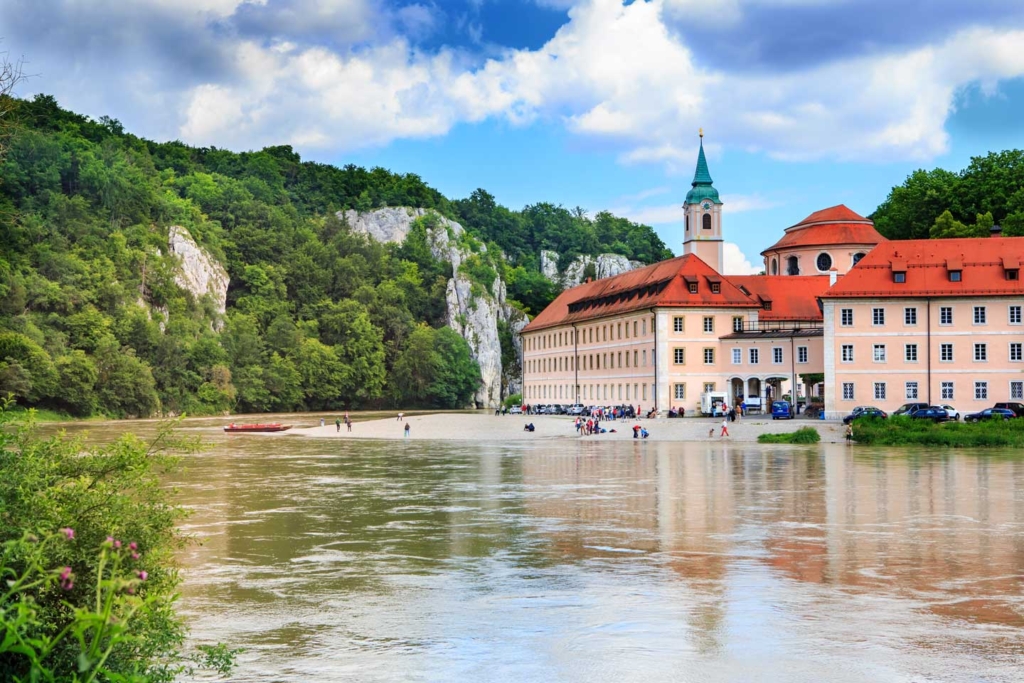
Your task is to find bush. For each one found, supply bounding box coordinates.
[852,415,1024,447]
[503,393,522,409]
[0,401,236,681]
[758,427,821,444]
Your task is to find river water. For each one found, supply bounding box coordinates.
[58,417,1024,682]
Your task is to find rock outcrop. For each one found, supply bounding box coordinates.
[341,208,525,408]
[540,250,644,288]
[168,225,229,324]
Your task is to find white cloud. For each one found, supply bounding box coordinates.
[723,242,761,275]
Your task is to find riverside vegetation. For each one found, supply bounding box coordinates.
[0,95,671,419]
[757,427,821,444]
[850,415,1024,448]
[0,403,237,681]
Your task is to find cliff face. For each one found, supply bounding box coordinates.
[341,208,526,408]
[541,250,643,288]
[167,225,229,326]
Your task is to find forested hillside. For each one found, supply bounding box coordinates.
[872,150,1024,240]
[0,95,671,418]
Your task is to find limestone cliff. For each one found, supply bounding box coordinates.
[341,208,526,408]
[167,225,229,325]
[541,250,644,288]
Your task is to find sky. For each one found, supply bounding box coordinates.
[4,0,1024,273]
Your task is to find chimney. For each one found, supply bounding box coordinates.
[585,277,592,283]
[991,224,1003,237]
[829,268,838,286]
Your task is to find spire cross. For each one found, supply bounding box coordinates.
[699,127,703,139]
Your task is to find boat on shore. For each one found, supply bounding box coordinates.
[223,423,292,433]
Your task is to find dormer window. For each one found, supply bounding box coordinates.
[711,282,720,294]
[1007,269,1019,281]
[893,271,906,283]
[949,270,962,282]
[688,282,698,294]
[763,301,772,311]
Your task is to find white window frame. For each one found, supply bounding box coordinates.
[797,346,808,364]
[905,344,918,363]
[1011,342,1023,363]
[674,384,685,400]
[905,381,919,400]
[840,308,853,327]
[731,348,741,364]
[873,344,887,363]
[904,307,917,326]
[841,344,854,363]
[1011,381,1024,400]
[673,348,685,365]
[733,316,744,332]
[975,381,988,400]
[941,382,954,400]
[940,306,953,325]
[872,307,885,326]
[874,382,886,401]
[1010,305,1022,325]
[842,382,854,401]
[973,306,987,325]
[773,347,784,364]
[940,343,954,362]
[974,343,988,362]
[703,316,714,333]
[749,348,759,364]
[703,348,715,365]
[673,316,684,333]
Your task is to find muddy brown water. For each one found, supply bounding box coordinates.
[46,415,1024,682]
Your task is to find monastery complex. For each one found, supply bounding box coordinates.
[521,135,1024,419]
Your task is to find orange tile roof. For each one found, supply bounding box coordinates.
[522,254,758,332]
[822,237,1024,298]
[729,275,830,321]
[762,204,886,254]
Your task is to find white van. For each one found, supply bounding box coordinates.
[701,391,730,417]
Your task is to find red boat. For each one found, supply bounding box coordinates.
[223,423,292,433]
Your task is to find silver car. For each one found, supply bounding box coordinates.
[938,405,960,421]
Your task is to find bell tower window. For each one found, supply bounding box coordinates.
[702,213,712,230]
[787,256,800,276]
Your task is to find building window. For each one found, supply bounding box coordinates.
[940,343,953,362]
[841,308,853,326]
[749,348,759,364]
[798,346,808,363]
[1011,306,1022,325]
[688,282,698,294]
[941,382,954,400]
[841,345,854,362]
[975,382,988,400]
[852,252,866,265]
[904,307,917,325]
[711,282,721,294]
[625,323,630,339]
[625,352,630,368]
[974,343,987,362]
[787,256,799,276]
[893,272,906,283]
[873,344,886,362]
[703,382,716,393]
[872,308,885,326]
[771,258,778,275]
[702,213,712,230]
[732,348,741,364]
[950,270,962,282]
[703,316,714,333]
[673,348,685,365]
[874,383,886,400]
[643,384,648,400]
[905,344,918,362]
[633,321,638,337]
[974,306,987,325]
[1012,343,1023,362]
[642,350,647,366]
[906,381,918,400]
[816,253,833,271]
[674,384,685,400]
[618,323,623,339]
[763,301,772,311]
[618,352,622,367]
[773,347,783,364]
[634,350,638,366]
[733,316,744,332]
[842,383,854,400]
[642,320,647,335]
[673,316,684,332]
[703,348,715,365]
[940,307,953,325]
[1007,269,1019,281]
[1012,381,1024,400]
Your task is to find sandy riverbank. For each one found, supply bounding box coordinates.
[286,413,846,443]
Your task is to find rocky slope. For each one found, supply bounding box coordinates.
[342,208,528,408]
[168,225,230,323]
[540,250,644,288]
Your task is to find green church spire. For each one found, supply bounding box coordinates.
[685,130,722,205]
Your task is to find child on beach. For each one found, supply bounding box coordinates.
[404,422,410,438]
[720,419,729,437]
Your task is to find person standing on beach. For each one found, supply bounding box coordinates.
[335,417,341,432]
[845,424,853,444]
[398,412,404,422]
[320,417,325,427]
[404,422,410,438]
[720,418,729,437]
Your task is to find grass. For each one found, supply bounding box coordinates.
[852,415,1024,447]
[758,427,821,444]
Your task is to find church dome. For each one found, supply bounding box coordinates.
[684,137,722,206]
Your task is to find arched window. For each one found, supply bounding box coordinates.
[702,213,712,230]
[816,253,833,271]
[771,258,778,275]
[685,214,689,233]
[852,252,866,266]
[787,256,799,276]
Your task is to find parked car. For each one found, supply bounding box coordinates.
[893,402,930,416]
[842,406,887,424]
[964,408,1015,422]
[993,402,1024,418]
[509,405,523,415]
[909,406,951,423]
[543,405,563,415]
[771,400,793,420]
[937,405,960,421]
[567,404,586,415]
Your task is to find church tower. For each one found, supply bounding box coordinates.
[682,130,724,273]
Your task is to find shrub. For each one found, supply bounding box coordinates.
[758,427,821,444]
[852,415,1024,447]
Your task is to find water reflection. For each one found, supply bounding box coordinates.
[51,420,1024,681]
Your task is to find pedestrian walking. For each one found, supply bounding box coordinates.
[346,417,352,432]
[720,418,729,437]
[728,408,736,423]
[320,417,325,427]
[845,424,853,444]
[335,417,341,432]
[404,422,410,438]
[398,412,404,422]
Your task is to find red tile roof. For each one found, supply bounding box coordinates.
[762,204,886,254]
[522,254,758,332]
[822,237,1024,298]
[729,275,830,321]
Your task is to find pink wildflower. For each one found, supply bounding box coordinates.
[129,542,137,551]
[59,567,72,581]
[60,528,75,540]
[131,552,140,560]
[137,571,148,581]
[114,540,122,549]
[59,567,74,591]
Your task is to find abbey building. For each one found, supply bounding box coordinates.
[521,134,1024,418]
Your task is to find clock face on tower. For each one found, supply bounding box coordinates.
[702,202,711,211]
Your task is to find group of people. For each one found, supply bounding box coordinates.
[335,413,353,432]
[575,417,605,435]
[632,424,649,439]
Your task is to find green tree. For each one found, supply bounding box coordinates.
[391,325,479,408]
[0,332,58,403]
[54,350,98,416]
[94,337,160,418]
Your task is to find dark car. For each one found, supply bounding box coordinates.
[909,406,951,423]
[993,402,1024,418]
[842,406,887,424]
[892,402,930,416]
[964,408,1015,422]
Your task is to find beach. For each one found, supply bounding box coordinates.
[288,413,845,443]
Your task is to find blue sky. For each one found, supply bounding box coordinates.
[5,0,1024,272]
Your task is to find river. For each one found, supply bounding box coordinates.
[56,416,1024,682]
